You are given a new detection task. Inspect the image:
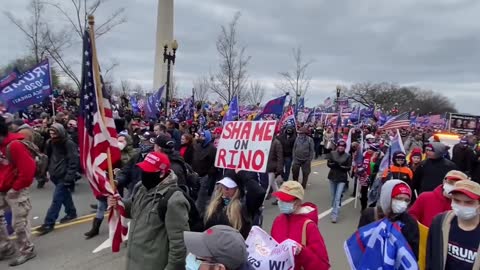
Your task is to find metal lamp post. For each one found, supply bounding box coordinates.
[163,39,178,118]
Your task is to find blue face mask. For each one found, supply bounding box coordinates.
[278,200,295,214]
[223,197,231,206]
[186,253,201,270]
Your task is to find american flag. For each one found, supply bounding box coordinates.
[137,98,146,111]
[78,29,126,252]
[379,112,411,130]
[277,106,296,133]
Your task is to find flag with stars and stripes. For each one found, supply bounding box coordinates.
[78,29,126,252]
[379,112,411,130]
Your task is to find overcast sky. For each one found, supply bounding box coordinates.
[2,0,480,113]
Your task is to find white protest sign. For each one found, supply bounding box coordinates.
[246,226,297,270]
[215,120,276,173]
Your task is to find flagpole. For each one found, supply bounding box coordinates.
[88,15,116,190]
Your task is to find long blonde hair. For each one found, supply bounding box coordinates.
[205,187,243,231]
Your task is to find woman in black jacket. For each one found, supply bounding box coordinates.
[203,172,252,239]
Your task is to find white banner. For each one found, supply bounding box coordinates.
[215,121,276,173]
[245,226,297,270]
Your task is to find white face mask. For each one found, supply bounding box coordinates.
[443,184,455,197]
[452,202,479,221]
[118,142,126,150]
[391,199,409,214]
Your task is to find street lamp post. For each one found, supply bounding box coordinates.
[163,40,178,118]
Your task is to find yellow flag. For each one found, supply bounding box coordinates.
[417,222,429,270]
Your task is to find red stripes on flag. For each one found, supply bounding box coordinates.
[79,23,126,253]
[379,112,411,130]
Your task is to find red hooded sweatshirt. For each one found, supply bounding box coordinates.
[408,185,451,227]
[0,133,36,192]
[271,202,330,270]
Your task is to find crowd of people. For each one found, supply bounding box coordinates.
[0,105,479,269]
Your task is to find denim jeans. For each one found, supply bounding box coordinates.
[96,197,108,220]
[283,156,293,182]
[329,181,346,219]
[44,182,77,226]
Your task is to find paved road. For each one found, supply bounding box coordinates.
[1,161,362,269]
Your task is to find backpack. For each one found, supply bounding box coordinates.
[158,186,204,232]
[7,139,49,178]
[169,154,200,200]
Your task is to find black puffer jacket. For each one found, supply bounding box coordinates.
[191,142,217,177]
[451,143,475,175]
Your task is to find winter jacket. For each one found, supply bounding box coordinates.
[271,202,330,270]
[0,133,36,192]
[267,138,283,174]
[409,185,451,227]
[426,211,480,270]
[46,124,79,184]
[179,144,194,165]
[124,171,190,270]
[116,152,147,194]
[451,143,475,175]
[378,180,420,259]
[293,135,314,163]
[412,158,457,194]
[327,151,352,183]
[412,142,457,194]
[278,132,296,158]
[471,152,480,184]
[164,149,187,186]
[191,142,217,177]
[382,165,414,184]
[204,199,252,239]
[168,128,182,150]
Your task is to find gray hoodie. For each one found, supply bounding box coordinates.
[379,179,408,216]
[293,135,314,162]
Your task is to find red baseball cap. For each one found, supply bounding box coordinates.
[391,183,412,198]
[136,152,171,174]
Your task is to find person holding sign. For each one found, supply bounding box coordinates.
[270,181,330,270]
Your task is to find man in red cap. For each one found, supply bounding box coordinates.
[426,180,480,270]
[108,152,190,270]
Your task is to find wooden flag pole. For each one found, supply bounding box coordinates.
[88,15,116,190]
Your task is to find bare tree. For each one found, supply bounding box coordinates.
[120,80,132,95]
[345,82,457,114]
[4,0,49,64]
[209,12,251,104]
[132,84,145,96]
[276,47,313,103]
[193,76,210,104]
[245,81,265,105]
[6,0,127,90]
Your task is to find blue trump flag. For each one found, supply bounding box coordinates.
[0,59,52,113]
[145,86,164,119]
[344,219,418,270]
[130,95,140,114]
[254,95,287,120]
[224,96,239,123]
[349,106,361,124]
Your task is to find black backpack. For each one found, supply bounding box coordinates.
[158,186,204,232]
[169,154,200,201]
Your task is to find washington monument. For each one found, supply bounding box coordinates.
[153,0,174,90]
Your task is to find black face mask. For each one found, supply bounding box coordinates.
[141,171,161,189]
